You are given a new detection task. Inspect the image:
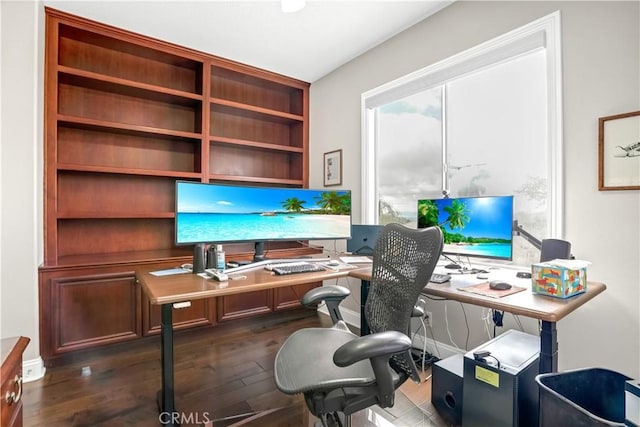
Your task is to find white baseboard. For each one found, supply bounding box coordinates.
[317,304,361,329]
[23,357,46,383]
[411,329,465,360]
[317,306,463,361]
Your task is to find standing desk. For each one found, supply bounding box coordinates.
[348,268,606,374]
[138,265,354,424]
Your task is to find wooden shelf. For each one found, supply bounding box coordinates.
[59,66,203,103]
[210,174,305,186]
[58,81,202,134]
[58,115,203,141]
[57,163,202,179]
[211,98,303,123]
[210,64,305,116]
[210,135,304,153]
[58,22,203,94]
[56,211,175,219]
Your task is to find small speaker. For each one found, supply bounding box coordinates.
[206,245,216,269]
[431,354,464,426]
[193,243,207,274]
[539,239,571,262]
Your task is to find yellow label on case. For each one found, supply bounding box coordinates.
[475,365,500,388]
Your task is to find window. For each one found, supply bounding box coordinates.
[362,12,562,265]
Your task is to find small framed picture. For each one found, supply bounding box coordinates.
[598,111,640,190]
[323,149,342,187]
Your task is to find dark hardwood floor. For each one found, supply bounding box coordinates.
[23,309,449,427]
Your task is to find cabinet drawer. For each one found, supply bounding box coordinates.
[1,366,23,427]
[1,337,29,427]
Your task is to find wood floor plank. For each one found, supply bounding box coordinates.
[23,309,446,427]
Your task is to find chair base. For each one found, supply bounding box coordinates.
[318,412,348,427]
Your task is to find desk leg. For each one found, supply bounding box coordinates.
[360,279,370,335]
[160,303,177,424]
[539,320,558,373]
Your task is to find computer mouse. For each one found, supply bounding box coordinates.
[489,280,512,291]
[328,260,340,266]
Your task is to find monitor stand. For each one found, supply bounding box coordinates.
[227,242,267,269]
[352,245,375,256]
[224,241,330,274]
[440,254,490,275]
[442,254,464,270]
[253,241,266,262]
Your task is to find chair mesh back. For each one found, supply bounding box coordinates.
[365,224,443,380]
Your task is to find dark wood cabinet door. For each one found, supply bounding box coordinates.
[143,296,216,335]
[41,270,141,358]
[217,290,273,322]
[274,282,321,311]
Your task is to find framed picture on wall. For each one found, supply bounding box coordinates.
[598,111,640,190]
[323,149,342,186]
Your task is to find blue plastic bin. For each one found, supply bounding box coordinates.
[536,368,631,426]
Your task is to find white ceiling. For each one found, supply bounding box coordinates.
[44,0,453,83]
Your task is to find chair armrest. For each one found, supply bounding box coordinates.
[301,285,350,325]
[333,331,412,408]
[332,331,410,367]
[301,285,350,306]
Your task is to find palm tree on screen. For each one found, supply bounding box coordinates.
[281,197,306,213]
[315,191,350,214]
[417,200,439,228]
[443,199,470,230]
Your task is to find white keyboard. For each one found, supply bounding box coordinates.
[430,273,451,284]
[225,257,330,274]
[265,261,325,275]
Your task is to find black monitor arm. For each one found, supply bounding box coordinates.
[513,219,542,250]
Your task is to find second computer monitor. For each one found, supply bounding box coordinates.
[417,195,514,261]
[347,224,384,255]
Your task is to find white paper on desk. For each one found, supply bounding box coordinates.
[339,256,372,263]
[150,268,190,276]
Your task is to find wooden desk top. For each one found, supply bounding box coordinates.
[349,268,606,323]
[139,266,354,305]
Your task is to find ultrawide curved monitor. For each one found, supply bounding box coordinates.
[417,195,514,260]
[175,181,352,245]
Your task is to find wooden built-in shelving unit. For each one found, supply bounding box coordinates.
[39,8,313,363]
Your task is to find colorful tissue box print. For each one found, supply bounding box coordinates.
[531,263,587,298]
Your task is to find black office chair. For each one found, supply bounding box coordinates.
[274,223,443,427]
[539,238,572,262]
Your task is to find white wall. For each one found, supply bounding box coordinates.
[310,1,640,377]
[0,0,43,363]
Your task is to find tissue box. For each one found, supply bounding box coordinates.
[531,260,587,298]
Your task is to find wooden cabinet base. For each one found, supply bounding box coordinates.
[39,247,321,363]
